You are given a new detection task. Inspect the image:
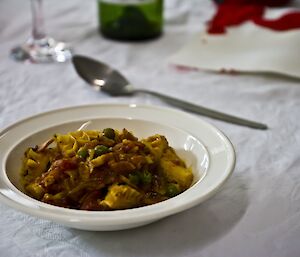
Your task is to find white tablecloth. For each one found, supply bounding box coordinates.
[1,0,300,256]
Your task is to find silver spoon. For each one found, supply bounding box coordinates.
[72,55,268,130]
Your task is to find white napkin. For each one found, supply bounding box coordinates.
[169,9,300,79]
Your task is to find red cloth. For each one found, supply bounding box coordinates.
[217,0,291,6]
[208,0,300,34]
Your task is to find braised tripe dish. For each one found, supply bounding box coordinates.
[21,128,193,211]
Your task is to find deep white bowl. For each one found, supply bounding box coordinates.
[0,104,235,231]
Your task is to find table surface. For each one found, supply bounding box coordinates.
[1,0,300,256]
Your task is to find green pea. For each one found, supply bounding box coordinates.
[77,148,88,159]
[166,183,180,197]
[140,170,152,184]
[94,145,109,157]
[103,128,115,139]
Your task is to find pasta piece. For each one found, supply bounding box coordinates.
[55,134,78,157]
[90,152,113,168]
[21,148,50,184]
[100,184,142,209]
[25,182,45,200]
[160,148,193,189]
[142,134,168,161]
[70,130,100,146]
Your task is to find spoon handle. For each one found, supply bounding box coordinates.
[136,89,268,130]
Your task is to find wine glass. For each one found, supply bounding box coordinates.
[10,0,72,63]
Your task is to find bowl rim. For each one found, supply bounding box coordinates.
[0,103,236,227]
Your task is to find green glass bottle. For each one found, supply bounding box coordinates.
[98,0,163,41]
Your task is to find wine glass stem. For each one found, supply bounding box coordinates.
[31,0,46,40]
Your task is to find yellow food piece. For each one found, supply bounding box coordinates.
[100,184,142,209]
[55,134,78,157]
[26,159,39,168]
[142,134,169,160]
[90,153,113,168]
[21,148,50,182]
[160,149,193,189]
[25,182,45,200]
[70,130,100,146]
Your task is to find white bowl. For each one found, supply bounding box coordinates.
[0,104,235,231]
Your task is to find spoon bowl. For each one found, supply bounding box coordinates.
[73,56,132,96]
[72,55,268,130]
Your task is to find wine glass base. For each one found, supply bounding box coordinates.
[11,37,72,63]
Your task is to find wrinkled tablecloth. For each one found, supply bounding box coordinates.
[0,0,300,256]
